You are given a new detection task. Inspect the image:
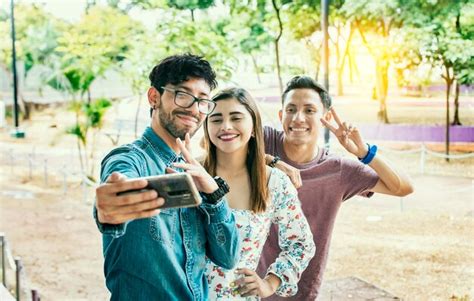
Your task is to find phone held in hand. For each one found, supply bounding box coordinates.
[117,173,202,209]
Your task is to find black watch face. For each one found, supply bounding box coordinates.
[215,177,230,193]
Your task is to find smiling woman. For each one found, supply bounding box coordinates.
[202,87,315,300]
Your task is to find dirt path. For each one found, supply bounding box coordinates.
[1,168,472,300]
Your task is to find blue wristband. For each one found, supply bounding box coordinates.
[359,143,377,164]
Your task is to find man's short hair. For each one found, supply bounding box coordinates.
[281,75,332,109]
[149,53,218,93]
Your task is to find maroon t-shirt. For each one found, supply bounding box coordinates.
[258,126,379,300]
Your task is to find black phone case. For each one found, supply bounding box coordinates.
[118,173,202,209]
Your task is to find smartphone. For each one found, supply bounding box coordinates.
[117,173,202,209]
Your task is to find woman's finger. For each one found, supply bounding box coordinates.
[165,167,178,174]
[184,132,192,154]
[176,138,195,164]
[240,288,259,297]
[238,282,258,295]
[172,162,196,171]
[236,268,255,276]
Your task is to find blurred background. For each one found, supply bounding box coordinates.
[0,0,472,300]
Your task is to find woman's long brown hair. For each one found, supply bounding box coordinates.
[203,87,269,213]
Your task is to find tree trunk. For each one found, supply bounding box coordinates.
[443,65,453,162]
[76,136,85,176]
[315,60,320,82]
[348,48,358,82]
[190,9,195,22]
[375,60,389,123]
[89,130,97,181]
[306,39,322,82]
[334,24,342,96]
[452,80,461,125]
[274,40,283,94]
[134,94,142,138]
[87,88,91,104]
[337,26,354,93]
[333,23,354,96]
[271,0,284,94]
[357,23,389,122]
[19,92,31,120]
[250,53,262,84]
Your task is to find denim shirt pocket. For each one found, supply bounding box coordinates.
[149,209,177,246]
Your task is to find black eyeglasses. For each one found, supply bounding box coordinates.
[161,86,216,115]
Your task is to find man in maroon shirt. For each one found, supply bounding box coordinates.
[258,75,414,300]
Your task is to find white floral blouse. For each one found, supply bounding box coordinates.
[205,168,315,300]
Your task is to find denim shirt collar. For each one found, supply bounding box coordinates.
[142,126,182,166]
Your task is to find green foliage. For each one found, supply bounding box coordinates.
[285,4,320,39]
[0,8,7,21]
[167,0,214,10]
[0,4,64,75]
[120,31,168,95]
[157,13,236,80]
[106,0,167,11]
[217,5,273,57]
[66,123,87,145]
[66,97,113,180]
[406,0,474,85]
[53,6,144,98]
[343,0,403,31]
[84,98,112,128]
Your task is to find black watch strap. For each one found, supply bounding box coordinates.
[269,156,280,167]
[203,176,230,204]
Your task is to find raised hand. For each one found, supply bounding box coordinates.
[320,107,369,158]
[95,172,165,225]
[171,133,219,194]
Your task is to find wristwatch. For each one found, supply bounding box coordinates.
[268,156,280,167]
[203,176,230,204]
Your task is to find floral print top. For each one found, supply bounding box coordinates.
[206,168,315,300]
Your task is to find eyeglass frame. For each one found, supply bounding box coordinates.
[158,86,216,115]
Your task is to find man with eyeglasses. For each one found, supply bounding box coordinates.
[93,54,240,300]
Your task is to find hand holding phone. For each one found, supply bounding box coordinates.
[96,172,164,225]
[117,173,202,209]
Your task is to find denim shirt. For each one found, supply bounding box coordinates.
[94,127,241,301]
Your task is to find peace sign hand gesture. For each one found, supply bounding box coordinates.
[320,107,369,159]
[170,133,219,194]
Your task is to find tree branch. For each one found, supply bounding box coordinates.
[355,20,376,58]
[271,0,283,42]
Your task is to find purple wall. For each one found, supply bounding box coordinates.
[357,124,474,143]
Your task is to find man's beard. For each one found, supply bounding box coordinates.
[158,104,201,139]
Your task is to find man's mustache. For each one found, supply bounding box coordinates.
[173,110,200,121]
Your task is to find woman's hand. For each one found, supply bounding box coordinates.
[170,133,218,194]
[234,268,280,298]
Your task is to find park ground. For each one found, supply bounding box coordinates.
[0,90,473,300]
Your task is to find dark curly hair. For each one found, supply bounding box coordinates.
[281,75,332,109]
[149,53,218,93]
